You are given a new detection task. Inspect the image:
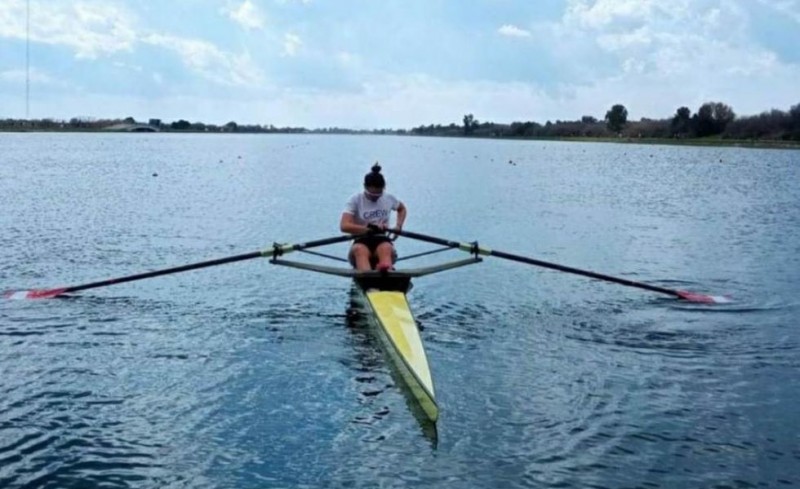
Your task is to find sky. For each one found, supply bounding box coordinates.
[0,0,798,128]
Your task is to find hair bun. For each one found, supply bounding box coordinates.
[371,162,382,174]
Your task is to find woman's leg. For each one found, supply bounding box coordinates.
[375,241,394,271]
[351,243,372,271]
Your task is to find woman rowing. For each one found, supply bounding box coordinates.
[340,163,407,271]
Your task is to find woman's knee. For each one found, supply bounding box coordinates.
[352,244,370,256]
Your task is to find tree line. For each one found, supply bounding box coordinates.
[2,100,799,143]
[0,116,312,133]
[414,101,800,142]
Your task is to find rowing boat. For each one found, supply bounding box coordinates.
[4,230,725,424]
[270,251,482,423]
[352,274,438,421]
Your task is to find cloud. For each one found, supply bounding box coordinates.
[282,33,302,56]
[498,24,531,38]
[0,0,137,59]
[596,26,651,51]
[549,0,782,78]
[223,0,266,30]
[755,0,800,24]
[1,1,797,125]
[113,61,143,72]
[0,67,54,84]
[0,1,264,87]
[565,0,662,29]
[142,34,264,86]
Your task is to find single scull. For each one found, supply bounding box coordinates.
[3,229,727,422]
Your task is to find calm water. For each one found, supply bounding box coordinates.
[1,133,798,488]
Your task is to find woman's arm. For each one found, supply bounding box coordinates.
[340,212,370,234]
[395,201,407,231]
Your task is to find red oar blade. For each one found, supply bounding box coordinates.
[4,288,67,300]
[676,290,732,304]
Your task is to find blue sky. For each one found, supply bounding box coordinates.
[0,0,798,128]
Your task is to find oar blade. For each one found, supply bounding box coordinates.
[4,288,67,300]
[676,290,732,304]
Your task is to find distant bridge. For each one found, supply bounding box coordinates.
[103,123,160,132]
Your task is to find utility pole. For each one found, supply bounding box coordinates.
[26,0,30,119]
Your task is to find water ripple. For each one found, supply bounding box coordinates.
[2,135,799,488]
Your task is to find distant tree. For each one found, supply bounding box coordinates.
[712,102,735,132]
[693,103,716,137]
[671,106,691,136]
[790,102,800,123]
[509,121,540,137]
[790,103,800,139]
[633,118,671,138]
[463,113,477,135]
[604,104,628,133]
[171,119,191,130]
[693,102,735,137]
[725,109,785,139]
[581,115,598,124]
[224,121,238,132]
[123,116,136,124]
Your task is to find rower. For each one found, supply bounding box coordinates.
[340,163,407,271]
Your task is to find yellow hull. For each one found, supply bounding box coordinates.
[361,288,439,422]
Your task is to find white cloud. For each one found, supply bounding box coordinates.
[565,0,661,29]
[0,0,138,58]
[282,33,302,56]
[0,0,136,59]
[1,0,796,125]
[142,34,264,86]
[550,1,781,79]
[755,0,800,24]
[597,26,651,51]
[113,61,143,72]
[223,0,266,30]
[0,67,54,84]
[336,51,356,64]
[498,24,531,37]
[0,1,262,87]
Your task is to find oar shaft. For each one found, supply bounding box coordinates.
[487,249,679,297]
[396,229,679,298]
[60,234,355,294]
[63,251,263,293]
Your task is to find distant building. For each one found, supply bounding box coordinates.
[103,123,159,132]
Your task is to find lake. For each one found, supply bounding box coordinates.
[1,133,798,488]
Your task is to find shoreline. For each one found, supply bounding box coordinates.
[2,128,799,150]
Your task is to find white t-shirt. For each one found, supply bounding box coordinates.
[343,192,401,226]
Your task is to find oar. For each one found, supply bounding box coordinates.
[4,234,356,300]
[395,229,727,304]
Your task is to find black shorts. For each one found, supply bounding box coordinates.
[353,235,393,251]
[349,235,397,267]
